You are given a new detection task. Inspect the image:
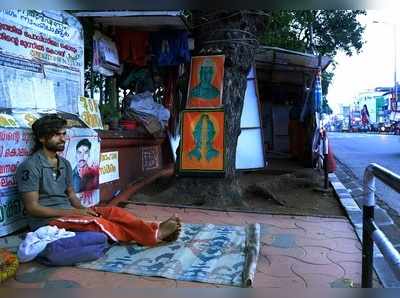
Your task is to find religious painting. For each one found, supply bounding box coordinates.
[186,55,225,108]
[179,109,225,173]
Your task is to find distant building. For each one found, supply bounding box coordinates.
[354,90,387,124]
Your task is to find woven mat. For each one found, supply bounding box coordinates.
[78,223,260,287]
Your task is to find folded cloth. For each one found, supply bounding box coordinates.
[49,206,159,246]
[129,91,170,125]
[17,225,76,263]
[36,232,109,266]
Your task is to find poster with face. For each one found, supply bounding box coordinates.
[179,109,225,173]
[61,128,100,207]
[186,55,225,108]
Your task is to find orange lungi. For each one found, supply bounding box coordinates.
[49,206,159,246]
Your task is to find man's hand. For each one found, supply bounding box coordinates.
[75,208,99,217]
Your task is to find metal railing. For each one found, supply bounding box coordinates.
[362,163,400,287]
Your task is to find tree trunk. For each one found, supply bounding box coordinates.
[174,11,266,208]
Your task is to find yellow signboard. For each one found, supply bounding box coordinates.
[0,114,18,128]
[99,151,119,184]
[78,96,103,129]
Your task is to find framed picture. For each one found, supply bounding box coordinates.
[179,109,225,174]
[186,55,225,108]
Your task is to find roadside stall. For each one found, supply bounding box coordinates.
[255,46,332,167]
[72,11,192,204]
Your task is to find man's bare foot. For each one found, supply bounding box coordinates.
[163,216,181,242]
[157,215,181,243]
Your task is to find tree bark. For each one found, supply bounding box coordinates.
[174,11,266,207]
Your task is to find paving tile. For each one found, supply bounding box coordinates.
[295,238,340,250]
[261,224,307,240]
[232,212,274,224]
[253,273,306,288]
[175,280,221,288]
[293,216,345,223]
[1,278,44,288]
[2,205,362,289]
[178,211,212,224]
[294,219,355,235]
[14,264,57,284]
[331,261,362,284]
[43,280,81,288]
[256,253,272,274]
[290,259,345,278]
[143,206,183,220]
[51,267,177,288]
[300,273,341,288]
[326,249,362,264]
[260,255,300,277]
[261,244,306,260]
[257,216,303,229]
[328,238,362,254]
[297,245,333,265]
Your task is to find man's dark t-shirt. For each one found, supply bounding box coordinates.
[16,150,74,230]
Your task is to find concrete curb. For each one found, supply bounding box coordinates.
[329,172,400,288]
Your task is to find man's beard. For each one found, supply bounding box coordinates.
[45,142,65,152]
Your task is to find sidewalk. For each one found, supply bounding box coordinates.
[331,159,400,288]
[1,203,372,288]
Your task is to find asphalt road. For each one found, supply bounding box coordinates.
[329,132,400,215]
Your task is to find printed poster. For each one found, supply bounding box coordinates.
[61,128,100,207]
[0,128,32,236]
[99,151,119,184]
[186,55,225,108]
[78,96,103,129]
[0,10,84,114]
[0,126,101,236]
[179,109,225,172]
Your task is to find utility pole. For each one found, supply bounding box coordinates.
[394,24,398,117]
[373,21,398,119]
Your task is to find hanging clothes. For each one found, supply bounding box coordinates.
[163,67,180,135]
[115,30,149,67]
[150,31,191,66]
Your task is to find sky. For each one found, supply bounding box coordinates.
[326,10,400,114]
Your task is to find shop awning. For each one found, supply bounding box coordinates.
[255,46,332,72]
[255,46,332,85]
[72,11,188,30]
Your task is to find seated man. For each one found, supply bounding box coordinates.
[16,114,180,246]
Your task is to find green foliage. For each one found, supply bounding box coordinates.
[262,10,366,98]
[262,10,366,57]
[99,101,120,124]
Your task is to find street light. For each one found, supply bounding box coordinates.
[373,20,398,117]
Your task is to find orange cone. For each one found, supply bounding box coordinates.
[327,143,336,173]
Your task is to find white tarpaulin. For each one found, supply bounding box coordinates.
[235,66,266,170]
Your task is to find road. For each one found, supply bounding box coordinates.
[329,132,400,215]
